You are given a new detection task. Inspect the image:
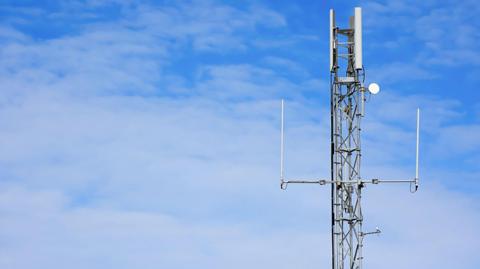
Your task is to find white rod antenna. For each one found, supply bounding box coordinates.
[415,108,420,188]
[280,99,285,186]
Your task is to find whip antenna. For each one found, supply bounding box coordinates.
[415,108,420,190]
[280,99,285,189]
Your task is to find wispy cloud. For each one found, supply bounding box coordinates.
[364,0,480,66]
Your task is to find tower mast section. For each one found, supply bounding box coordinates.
[279,6,421,269]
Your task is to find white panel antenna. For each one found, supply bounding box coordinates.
[329,9,335,72]
[354,7,362,69]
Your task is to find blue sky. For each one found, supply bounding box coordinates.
[0,0,479,268]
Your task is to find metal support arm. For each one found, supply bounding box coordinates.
[281,178,417,190]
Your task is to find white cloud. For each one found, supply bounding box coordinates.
[364,0,480,66]
[0,186,334,269]
[367,61,436,84]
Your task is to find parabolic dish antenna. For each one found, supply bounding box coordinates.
[368,83,380,94]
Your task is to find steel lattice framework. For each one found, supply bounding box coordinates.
[331,17,365,269]
[279,7,420,269]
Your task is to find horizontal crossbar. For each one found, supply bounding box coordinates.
[282,178,416,186]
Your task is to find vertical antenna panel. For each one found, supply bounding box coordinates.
[354,7,362,69]
[329,9,335,72]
